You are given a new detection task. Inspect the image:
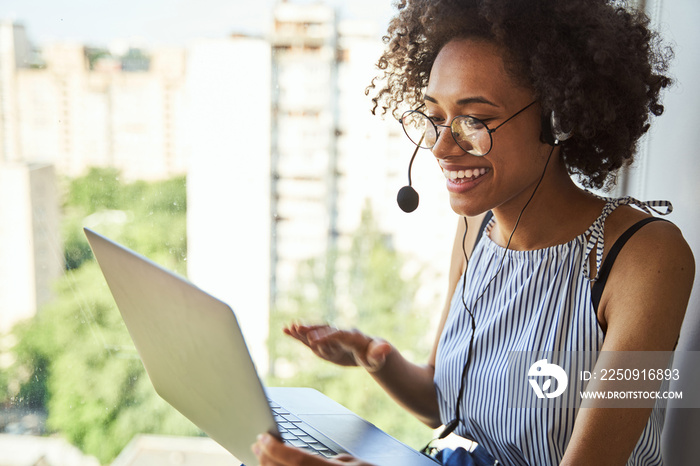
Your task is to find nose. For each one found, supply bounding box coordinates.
[431,124,462,159]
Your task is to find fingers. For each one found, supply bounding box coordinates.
[284,323,333,347]
[285,324,345,363]
[313,338,346,361]
[252,434,337,466]
[306,327,358,366]
[284,323,351,363]
[363,339,392,372]
[342,336,390,372]
[309,328,391,372]
[283,323,392,371]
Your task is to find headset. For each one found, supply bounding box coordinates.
[396,110,572,451]
[397,111,570,213]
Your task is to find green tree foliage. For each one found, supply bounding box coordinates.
[3,168,437,463]
[61,167,187,272]
[2,168,196,464]
[268,204,435,450]
[9,263,200,462]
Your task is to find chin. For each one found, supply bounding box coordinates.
[449,196,489,218]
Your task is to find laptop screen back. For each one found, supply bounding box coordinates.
[84,227,276,465]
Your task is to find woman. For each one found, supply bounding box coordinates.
[253,0,694,464]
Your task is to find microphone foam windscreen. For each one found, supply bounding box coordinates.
[397,186,419,213]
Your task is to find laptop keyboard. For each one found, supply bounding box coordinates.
[269,400,337,458]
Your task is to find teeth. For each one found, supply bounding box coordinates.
[443,167,488,180]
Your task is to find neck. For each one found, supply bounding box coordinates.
[490,156,603,251]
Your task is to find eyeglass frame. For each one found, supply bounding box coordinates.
[399,100,538,156]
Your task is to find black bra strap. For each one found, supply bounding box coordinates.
[591,217,670,312]
[475,211,494,247]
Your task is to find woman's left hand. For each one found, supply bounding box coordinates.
[252,433,376,466]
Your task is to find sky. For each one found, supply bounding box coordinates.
[0,0,395,48]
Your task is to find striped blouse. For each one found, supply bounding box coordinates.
[434,197,672,465]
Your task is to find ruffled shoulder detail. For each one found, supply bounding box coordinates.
[582,196,672,281]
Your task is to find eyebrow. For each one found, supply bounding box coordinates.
[423,94,499,107]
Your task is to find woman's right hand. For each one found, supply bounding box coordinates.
[284,323,392,372]
[253,433,375,466]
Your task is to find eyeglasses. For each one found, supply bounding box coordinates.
[399,100,537,156]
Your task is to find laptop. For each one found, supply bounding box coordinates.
[84,228,438,466]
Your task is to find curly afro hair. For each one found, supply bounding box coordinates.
[367,0,673,189]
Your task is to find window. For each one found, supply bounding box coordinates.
[0,1,455,464]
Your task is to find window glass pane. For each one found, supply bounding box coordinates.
[0,1,456,463]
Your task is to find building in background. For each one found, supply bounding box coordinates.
[0,2,456,371]
[268,1,454,323]
[0,20,188,332]
[331,17,454,319]
[110,435,238,466]
[0,163,62,333]
[0,21,31,165]
[0,433,99,466]
[0,23,62,332]
[14,42,188,180]
[270,2,341,317]
[1,19,188,181]
[185,2,454,374]
[185,35,273,374]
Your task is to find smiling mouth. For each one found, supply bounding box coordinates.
[442,167,490,181]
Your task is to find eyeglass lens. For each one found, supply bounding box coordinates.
[401,111,491,156]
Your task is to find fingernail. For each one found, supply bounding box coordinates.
[261,433,271,444]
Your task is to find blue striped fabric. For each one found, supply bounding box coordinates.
[434,197,671,465]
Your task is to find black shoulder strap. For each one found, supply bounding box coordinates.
[474,211,494,249]
[591,217,669,312]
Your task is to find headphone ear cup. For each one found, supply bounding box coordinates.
[541,111,572,146]
[550,111,572,143]
[540,112,557,146]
